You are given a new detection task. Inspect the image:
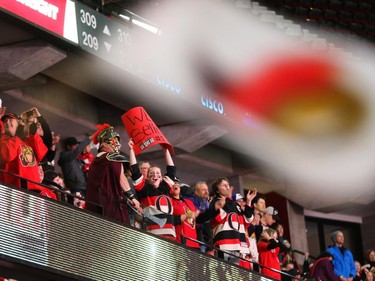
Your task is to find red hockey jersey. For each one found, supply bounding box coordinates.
[171,196,200,248]
[0,133,56,199]
[132,164,176,238]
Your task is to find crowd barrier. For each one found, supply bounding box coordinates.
[0,176,273,280]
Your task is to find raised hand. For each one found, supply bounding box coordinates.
[52,132,61,145]
[130,198,142,213]
[214,195,226,210]
[261,229,272,241]
[128,138,134,149]
[246,188,257,206]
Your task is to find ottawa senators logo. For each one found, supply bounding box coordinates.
[184,207,196,229]
[155,195,173,214]
[227,212,241,232]
[19,144,36,167]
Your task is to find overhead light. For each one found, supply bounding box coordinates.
[119,14,130,21]
[132,18,159,34]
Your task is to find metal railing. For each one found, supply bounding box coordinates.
[0,168,102,210]
[0,169,311,280]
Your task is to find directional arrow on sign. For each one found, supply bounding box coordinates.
[103,25,111,36]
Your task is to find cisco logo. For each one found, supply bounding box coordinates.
[201,96,225,115]
[156,76,182,94]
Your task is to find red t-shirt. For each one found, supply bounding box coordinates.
[171,197,200,248]
[258,240,281,280]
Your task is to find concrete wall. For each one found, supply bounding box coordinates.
[287,201,308,265]
[361,214,375,259]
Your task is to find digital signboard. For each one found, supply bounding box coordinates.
[0,0,241,130]
[74,2,135,72]
[0,0,141,72]
[0,0,78,43]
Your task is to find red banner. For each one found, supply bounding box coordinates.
[121,107,173,155]
[0,0,67,37]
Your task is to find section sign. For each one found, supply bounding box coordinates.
[75,1,134,72]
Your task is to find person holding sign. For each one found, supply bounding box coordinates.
[86,124,141,225]
[121,107,173,156]
[128,139,183,241]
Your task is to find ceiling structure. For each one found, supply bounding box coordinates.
[1,0,374,221]
[257,0,375,44]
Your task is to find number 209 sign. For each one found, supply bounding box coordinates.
[76,3,100,52]
[74,1,133,69]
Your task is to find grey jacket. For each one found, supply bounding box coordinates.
[58,137,91,192]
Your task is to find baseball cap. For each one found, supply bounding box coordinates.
[163,175,180,187]
[64,137,80,146]
[173,176,180,183]
[180,183,194,196]
[265,206,280,221]
[287,268,301,277]
[1,112,19,122]
[232,193,244,201]
[43,170,59,182]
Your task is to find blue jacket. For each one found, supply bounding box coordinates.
[327,245,356,278]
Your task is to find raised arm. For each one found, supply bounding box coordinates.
[59,137,91,162]
[163,146,176,180]
[128,139,137,166]
[246,188,257,207]
[128,139,144,189]
[163,146,174,166]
